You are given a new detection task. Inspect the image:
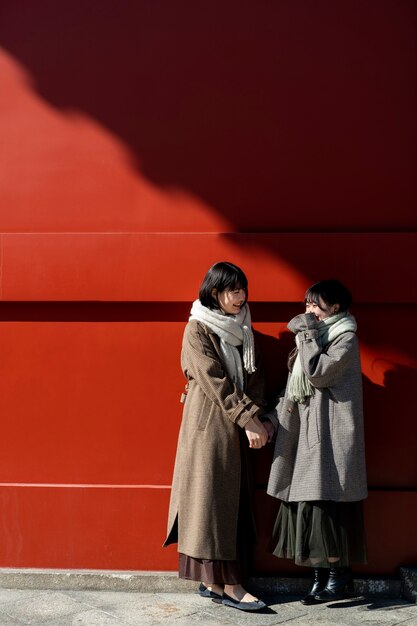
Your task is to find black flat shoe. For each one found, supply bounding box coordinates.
[198,583,222,600]
[221,593,266,612]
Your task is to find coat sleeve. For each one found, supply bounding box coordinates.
[181,321,264,428]
[259,387,285,432]
[297,330,358,388]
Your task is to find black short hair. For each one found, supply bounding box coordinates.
[305,279,352,312]
[199,261,248,310]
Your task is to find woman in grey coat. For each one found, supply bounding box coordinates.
[267,279,367,604]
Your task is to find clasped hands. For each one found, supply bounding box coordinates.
[244,416,275,449]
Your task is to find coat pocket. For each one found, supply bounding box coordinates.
[196,395,213,431]
[306,404,320,448]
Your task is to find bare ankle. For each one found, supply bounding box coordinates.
[224,584,258,603]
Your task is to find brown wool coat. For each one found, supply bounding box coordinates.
[267,313,368,503]
[164,320,266,560]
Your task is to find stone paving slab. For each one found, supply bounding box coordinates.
[0,588,416,626]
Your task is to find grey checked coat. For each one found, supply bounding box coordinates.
[267,313,368,503]
[164,320,266,560]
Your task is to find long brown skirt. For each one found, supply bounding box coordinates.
[178,429,255,585]
[178,553,243,585]
[271,500,367,568]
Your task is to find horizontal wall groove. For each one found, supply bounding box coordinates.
[0,301,415,322]
[0,483,171,489]
[0,231,415,235]
[2,484,417,493]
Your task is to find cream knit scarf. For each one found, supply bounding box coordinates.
[189,299,256,390]
[287,311,357,403]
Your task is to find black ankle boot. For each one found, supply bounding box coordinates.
[314,567,354,602]
[301,568,329,605]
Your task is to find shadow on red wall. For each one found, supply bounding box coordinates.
[0,0,416,232]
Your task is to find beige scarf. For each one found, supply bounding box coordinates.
[189,299,256,390]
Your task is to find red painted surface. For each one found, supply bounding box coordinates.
[0,485,174,570]
[0,1,416,576]
[1,233,416,303]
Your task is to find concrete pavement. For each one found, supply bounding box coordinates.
[0,587,416,626]
[0,570,416,626]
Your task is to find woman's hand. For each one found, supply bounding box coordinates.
[262,419,275,443]
[287,312,318,334]
[244,416,268,449]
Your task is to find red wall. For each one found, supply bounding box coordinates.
[0,1,416,575]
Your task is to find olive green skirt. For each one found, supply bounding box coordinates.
[271,501,367,568]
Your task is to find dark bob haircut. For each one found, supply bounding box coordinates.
[199,261,248,310]
[305,279,353,312]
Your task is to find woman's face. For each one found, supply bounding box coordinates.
[306,297,339,321]
[213,287,246,315]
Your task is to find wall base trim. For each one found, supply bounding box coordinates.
[400,567,417,603]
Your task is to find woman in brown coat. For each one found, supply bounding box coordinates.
[267,279,367,604]
[164,262,273,612]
